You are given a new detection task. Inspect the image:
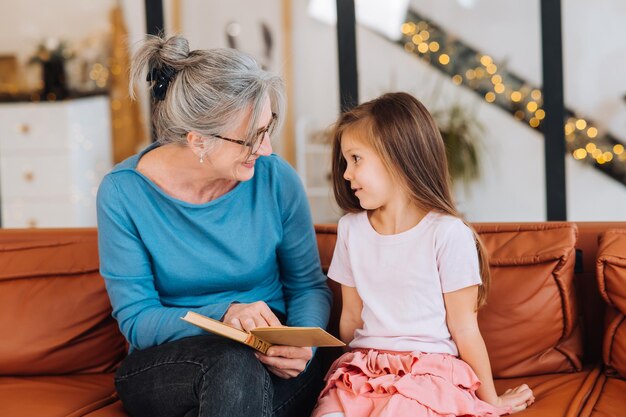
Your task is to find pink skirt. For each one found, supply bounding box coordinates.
[312,349,511,417]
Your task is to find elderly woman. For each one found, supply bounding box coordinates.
[96,35,332,417]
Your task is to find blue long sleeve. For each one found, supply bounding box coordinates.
[97,145,331,351]
[274,160,332,329]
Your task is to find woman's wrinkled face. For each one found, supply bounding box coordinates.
[206,95,274,182]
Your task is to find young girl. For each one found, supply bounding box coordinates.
[312,92,535,417]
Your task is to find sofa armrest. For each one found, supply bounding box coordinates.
[597,229,626,378]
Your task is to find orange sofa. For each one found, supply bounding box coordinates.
[0,222,625,417]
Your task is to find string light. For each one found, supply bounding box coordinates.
[587,127,598,138]
[573,149,587,159]
[480,55,493,66]
[401,23,416,35]
[398,12,626,180]
[531,89,542,101]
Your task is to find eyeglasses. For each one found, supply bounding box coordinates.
[211,113,277,154]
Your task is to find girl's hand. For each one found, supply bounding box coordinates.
[496,384,535,414]
[255,346,313,379]
[222,301,282,332]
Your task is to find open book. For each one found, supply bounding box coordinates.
[181,311,345,354]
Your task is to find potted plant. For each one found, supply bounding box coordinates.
[433,103,483,187]
[29,38,73,99]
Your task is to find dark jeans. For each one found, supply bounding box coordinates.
[114,335,325,417]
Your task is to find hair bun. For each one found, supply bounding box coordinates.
[158,35,190,65]
[128,35,189,101]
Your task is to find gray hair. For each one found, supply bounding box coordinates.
[129,35,285,150]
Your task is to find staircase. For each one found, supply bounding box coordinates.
[397,9,626,186]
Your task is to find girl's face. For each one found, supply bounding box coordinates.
[341,132,401,210]
[204,95,274,182]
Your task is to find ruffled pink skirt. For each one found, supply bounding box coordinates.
[312,349,510,417]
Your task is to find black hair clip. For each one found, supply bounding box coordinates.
[146,64,177,101]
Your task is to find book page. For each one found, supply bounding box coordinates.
[251,327,344,347]
[181,311,345,349]
[181,311,248,343]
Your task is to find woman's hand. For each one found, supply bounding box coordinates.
[254,346,313,379]
[222,301,282,332]
[496,384,535,413]
[222,302,312,378]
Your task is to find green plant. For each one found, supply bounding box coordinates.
[434,103,483,186]
[28,38,73,65]
[28,38,74,99]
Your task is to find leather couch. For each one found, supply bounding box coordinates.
[1,222,625,416]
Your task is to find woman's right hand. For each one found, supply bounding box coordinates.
[222,301,282,332]
[496,384,535,414]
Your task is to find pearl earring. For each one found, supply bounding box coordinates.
[199,152,204,164]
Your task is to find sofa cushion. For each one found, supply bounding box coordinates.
[476,223,583,378]
[583,377,626,417]
[596,229,626,379]
[315,223,583,378]
[0,373,117,417]
[0,229,126,375]
[494,366,603,417]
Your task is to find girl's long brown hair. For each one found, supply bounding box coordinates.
[331,92,490,308]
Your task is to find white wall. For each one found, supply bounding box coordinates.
[0,2,113,65]
[2,0,625,222]
[176,0,288,156]
[0,1,146,85]
[291,0,626,222]
[411,0,626,135]
[410,0,626,220]
[0,0,150,145]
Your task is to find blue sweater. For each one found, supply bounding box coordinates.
[96,144,332,350]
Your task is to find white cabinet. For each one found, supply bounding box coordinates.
[0,95,112,227]
[295,118,342,224]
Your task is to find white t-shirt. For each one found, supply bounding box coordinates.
[328,210,482,355]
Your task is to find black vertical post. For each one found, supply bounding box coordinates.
[336,0,359,112]
[540,0,567,220]
[144,0,164,142]
[145,0,165,36]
